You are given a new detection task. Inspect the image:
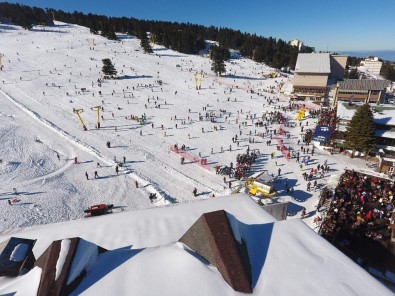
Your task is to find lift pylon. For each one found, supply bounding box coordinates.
[73,108,87,131]
[194,70,203,90]
[91,106,101,128]
[149,33,156,45]
[87,38,95,50]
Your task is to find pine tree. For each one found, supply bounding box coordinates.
[106,29,117,40]
[139,31,153,54]
[210,45,227,76]
[380,62,395,82]
[89,20,99,34]
[343,104,376,157]
[211,58,226,76]
[20,13,32,30]
[345,68,358,79]
[101,58,117,77]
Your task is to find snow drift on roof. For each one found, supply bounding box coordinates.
[55,239,71,281]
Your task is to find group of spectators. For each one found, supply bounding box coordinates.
[317,108,337,127]
[320,170,395,243]
[234,150,259,179]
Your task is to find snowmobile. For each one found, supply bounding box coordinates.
[84,203,114,217]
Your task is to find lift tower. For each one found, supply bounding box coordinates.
[91,106,101,128]
[73,108,87,131]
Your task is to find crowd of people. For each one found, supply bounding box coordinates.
[320,170,395,243]
[317,107,337,127]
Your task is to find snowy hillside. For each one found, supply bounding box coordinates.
[0,21,369,232]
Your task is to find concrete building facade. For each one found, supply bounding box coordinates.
[361,57,383,75]
[292,53,347,102]
[333,79,390,104]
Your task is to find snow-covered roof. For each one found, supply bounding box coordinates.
[338,79,390,91]
[294,53,331,74]
[376,129,395,139]
[0,194,392,296]
[337,102,395,126]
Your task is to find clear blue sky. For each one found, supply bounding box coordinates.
[6,0,395,51]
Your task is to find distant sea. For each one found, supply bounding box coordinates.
[338,50,395,62]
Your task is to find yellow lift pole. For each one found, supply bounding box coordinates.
[194,71,203,90]
[87,38,95,50]
[199,70,203,90]
[91,106,101,128]
[73,108,87,131]
[194,72,198,90]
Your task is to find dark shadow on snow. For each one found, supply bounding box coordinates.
[118,75,153,80]
[226,213,274,289]
[71,246,144,295]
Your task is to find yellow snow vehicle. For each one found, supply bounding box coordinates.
[245,172,276,197]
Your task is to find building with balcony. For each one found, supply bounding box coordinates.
[361,57,383,75]
[333,79,390,104]
[292,53,348,102]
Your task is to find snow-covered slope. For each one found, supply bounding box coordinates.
[0,21,370,232]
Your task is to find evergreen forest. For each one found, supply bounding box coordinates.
[0,2,313,69]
